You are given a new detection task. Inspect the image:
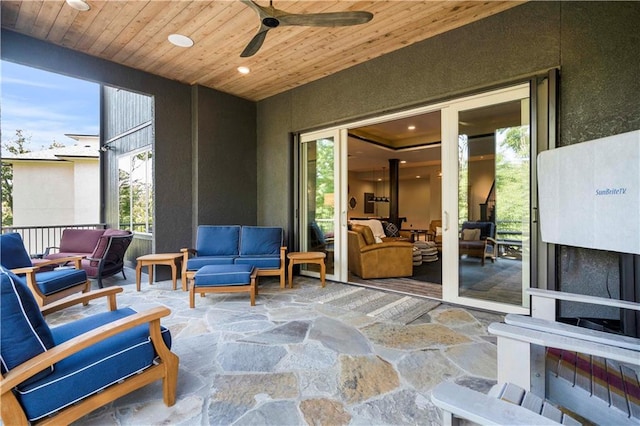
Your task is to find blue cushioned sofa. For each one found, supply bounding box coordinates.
[181,225,286,289]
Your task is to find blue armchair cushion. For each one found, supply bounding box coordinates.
[196,225,240,256]
[234,255,281,269]
[33,269,88,296]
[0,268,55,384]
[15,307,172,422]
[239,226,282,256]
[0,232,33,269]
[187,256,236,271]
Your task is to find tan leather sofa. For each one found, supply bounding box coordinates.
[348,224,413,279]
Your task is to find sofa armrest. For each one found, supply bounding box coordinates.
[360,241,412,253]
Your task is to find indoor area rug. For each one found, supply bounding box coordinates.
[298,282,441,324]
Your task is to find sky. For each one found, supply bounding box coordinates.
[1,60,99,151]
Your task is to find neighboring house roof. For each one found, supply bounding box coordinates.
[2,135,99,162]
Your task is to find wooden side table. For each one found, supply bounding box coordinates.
[287,251,326,288]
[136,253,183,291]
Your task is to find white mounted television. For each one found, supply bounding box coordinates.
[537,130,640,255]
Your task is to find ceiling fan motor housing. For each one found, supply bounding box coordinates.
[263,17,280,28]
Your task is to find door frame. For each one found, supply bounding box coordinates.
[297,79,550,314]
[441,83,531,314]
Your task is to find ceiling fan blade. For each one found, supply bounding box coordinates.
[240,0,271,19]
[279,11,373,27]
[241,27,270,57]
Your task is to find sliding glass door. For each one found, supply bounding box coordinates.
[442,84,532,313]
[299,129,348,283]
[297,78,552,314]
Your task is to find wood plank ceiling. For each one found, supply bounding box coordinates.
[1,1,524,101]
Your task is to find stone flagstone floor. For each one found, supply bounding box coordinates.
[46,272,504,425]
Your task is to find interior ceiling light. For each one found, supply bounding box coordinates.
[66,0,90,11]
[408,125,416,130]
[168,34,194,48]
[400,160,407,164]
[237,66,251,74]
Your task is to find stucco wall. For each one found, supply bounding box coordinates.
[72,159,100,224]
[256,2,640,313]
[12,162,75,226]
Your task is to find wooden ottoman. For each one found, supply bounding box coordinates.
[190,264,257,308]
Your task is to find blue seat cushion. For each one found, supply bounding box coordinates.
[34,269,88,295]
[239,226,282,256]
[196,225,240,256]
[15,307,172,422]
[0,268,55,384]
[234,255,281,269]
[187,256,236,271]
[194,264,254,287]
[0,232,33,269]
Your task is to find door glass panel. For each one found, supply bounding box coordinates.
[302,137,335,275]
[457,100,530,306]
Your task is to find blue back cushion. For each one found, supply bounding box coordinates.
[0,232,33,269]
[196,226,240,256]
[0,267,55,383]
[240,226,282,256]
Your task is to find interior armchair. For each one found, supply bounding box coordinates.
[458,221,497,266]
[0,268,179,425]
[1,232,91,307]
[348,224,413,279]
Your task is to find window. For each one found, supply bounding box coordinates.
[118,148,153,234]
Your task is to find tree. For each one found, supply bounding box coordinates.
[1,130,31,226]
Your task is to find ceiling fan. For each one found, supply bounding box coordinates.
[240,0,374,57]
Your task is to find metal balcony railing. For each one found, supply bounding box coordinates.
[1,224,107,257]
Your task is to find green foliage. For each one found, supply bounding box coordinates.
[118,150,153,233]
[314,139,334,226]
[1,130,31,226]
[495,126,530,236]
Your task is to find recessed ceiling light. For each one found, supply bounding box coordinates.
[416,175,421,179]
[237,66,251,74]
[66,0,90,11]
[168,34,194,48]
[400,160,407,164]
[408,125,416,130]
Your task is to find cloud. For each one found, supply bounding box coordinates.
[2,76,63,90]
[1,95,98,149]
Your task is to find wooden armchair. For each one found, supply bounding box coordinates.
[1,232,90,307]
[432,288,640,425]
[0,268,179,425]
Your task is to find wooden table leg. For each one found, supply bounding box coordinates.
[148,264,154,286]
[170,262,177,290]
[319,259,326,288]
[136,262,142,291]
[288,261,294,288]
